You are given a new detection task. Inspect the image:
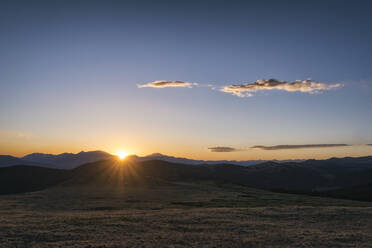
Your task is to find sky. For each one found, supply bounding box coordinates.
[1,0,372,160]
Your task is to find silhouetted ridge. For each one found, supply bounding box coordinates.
[22,150,114,169]
[66,157,372,191]
[0,155,44,167]
[1,156,372,198]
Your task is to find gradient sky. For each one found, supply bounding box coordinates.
[1,0,372,159]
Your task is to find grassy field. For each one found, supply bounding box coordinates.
[1,182,372,247]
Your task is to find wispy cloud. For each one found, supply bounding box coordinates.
[0,130,35,143]
[221,79,343,97]
[138,80,198,88]
[0,130,33,139]
[251,144,349,150]
[208,146,240,152]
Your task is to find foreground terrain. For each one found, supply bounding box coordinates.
[1,182,372,247]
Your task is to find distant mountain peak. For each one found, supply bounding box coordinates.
[148,153,166,157]
[19,150,114,169]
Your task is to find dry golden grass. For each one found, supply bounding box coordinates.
[1,182,372,247]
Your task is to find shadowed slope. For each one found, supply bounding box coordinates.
[325,183,372,202]
[1,157,372,197]
[67,159,211,186]
[0,166,71,194]
[57,157,372,192]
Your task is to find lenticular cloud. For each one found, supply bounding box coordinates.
[221,79,343,97]
[138,80,198,88]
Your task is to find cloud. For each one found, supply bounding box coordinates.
[208,146,240,152]
[0,131,33,139]
[251,144,349,150]
[138,80,198,88]
[221,79,343,97]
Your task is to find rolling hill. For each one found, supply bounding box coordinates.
[1,156,372,198]
[0,165,71,194]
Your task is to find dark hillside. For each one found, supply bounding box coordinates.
[0,166,71,194]
[1,157,372,199]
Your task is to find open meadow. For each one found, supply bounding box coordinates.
[1,182,372,247]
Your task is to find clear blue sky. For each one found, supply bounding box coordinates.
[1,0,371,159]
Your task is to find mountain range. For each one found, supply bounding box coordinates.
[0,151,303,169]
[1,156,372,201]
[127,153,304,166]
[0,151,113,169]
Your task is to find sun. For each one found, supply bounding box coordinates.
[116,151,129,160]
